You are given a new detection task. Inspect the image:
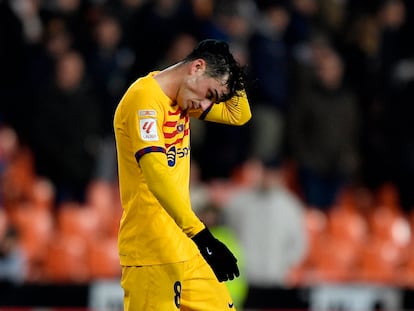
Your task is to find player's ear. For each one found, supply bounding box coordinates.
[190,59,206,75]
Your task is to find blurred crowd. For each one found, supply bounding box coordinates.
[1,0,414,294]
[2,0,414,209]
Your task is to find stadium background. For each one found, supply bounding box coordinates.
[2,0,414,310]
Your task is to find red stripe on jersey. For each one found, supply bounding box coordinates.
[164,128,189,139]
[164,121,177,127]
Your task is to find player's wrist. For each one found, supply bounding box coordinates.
[192,227,213,245]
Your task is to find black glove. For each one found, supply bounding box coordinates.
[192,227,240,282]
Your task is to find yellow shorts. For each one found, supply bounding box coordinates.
[121,253,236,311]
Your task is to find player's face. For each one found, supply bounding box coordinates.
[177,63,229,112]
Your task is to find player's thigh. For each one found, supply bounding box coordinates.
[121,264,184,311]
[181,254,236,311]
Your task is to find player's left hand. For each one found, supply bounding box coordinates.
[192,227,240,282]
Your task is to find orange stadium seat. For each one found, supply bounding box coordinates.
[352,184,412,285]
[367,207,411,270]
[303,208,328,262]
[288,207,328,285]
[376,182,401,211]
[308,236,359,284]
[355,238,402,284]
[85,179,122,238]
[398,249,414,287]
[44,234,90,283]
[396,212,414,287]
[0,208,8,239]
[88,237,121,280]
[56,202,102,243]
[10,204,54,281]
[369,205,410,243]
[1,147,36,211]
[304,207,328,245]
[328,203,369,246]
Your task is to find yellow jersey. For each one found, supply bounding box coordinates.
[114,72,251,266]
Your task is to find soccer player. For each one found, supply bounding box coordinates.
[113,39,252,310]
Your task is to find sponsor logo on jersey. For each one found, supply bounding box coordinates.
[167,146,176,167]
[140,119,159,141]
[166,146,190,167]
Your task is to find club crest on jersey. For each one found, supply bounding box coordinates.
[176,123,185,133]
[139,118,159,141]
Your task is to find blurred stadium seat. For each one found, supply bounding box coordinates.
[56,202,102,243]
[44,234,90,283]
[85,179,122,238]
[355,238,402,284]
[328,202,368,246]
[87,237,120,280]
[10,203,54,281]
[310,236,359,283]
[287,207,328,285]
[1,148,36,211]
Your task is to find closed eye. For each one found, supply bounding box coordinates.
[207,89,220,104]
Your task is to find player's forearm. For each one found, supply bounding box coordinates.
[224,90,252,125]
[139,152,205,237]
[194,90,252,125]
[217,90,251,125]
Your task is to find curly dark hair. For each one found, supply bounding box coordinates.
[183,39,247,102]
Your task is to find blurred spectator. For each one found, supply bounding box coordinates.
[9,0,43,45]
[103,0,148,30]
[246,0,292,165]
[200,0,256,46]
[223,158,308,309]
[29,19,74,91]
[157,32,198,69]
[385,59,414,211]
[0,0,31,143]
[317,0,347,40]
[0,126,20,207]
[374,0,407,92]
[86,12,135,182]
[0,126,19,178]
[39,0,93,54]
[87,12,134,137]
[286,0,319,53]
[30,49,103,204]
[125,0,200,80]
[288,38,360,209]
[0,210,27,284]
[27,18,75,131]
[342,0,407,191]
[0,125,37,213]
